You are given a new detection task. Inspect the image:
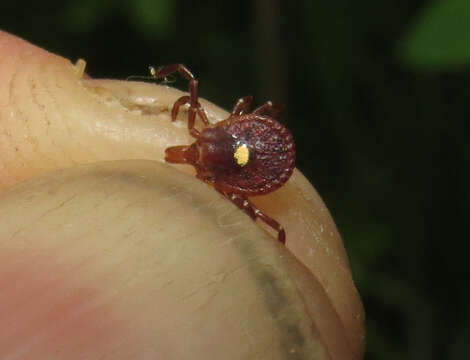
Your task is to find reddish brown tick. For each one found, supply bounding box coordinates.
[151,64,296,244]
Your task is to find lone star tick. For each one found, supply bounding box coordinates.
[152,64,296,244]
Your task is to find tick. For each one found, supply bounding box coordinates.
[152,64,295,244]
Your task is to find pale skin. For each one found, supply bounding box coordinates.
[0,31,365,359]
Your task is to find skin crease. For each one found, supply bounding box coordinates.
[0,30,365,360]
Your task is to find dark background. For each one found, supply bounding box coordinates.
[1,0,469,359]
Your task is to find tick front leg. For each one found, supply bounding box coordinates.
[216,189,286,244]
[171,96,190,121]
[151,64,196,82]
[152,64,209,134]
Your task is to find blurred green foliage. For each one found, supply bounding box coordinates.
[0,1,469,359]
[401,0,470,70]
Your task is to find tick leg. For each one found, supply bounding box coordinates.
[188,79,210,128]
[252,101,283,119]
[253,207,286,245]
[231,96,253,115]
[170,92,202,138]
[171,96,190,121]
[197,103,210,126]
[152,64,196,82]
[152,64,209,133]
[216,189,286,244]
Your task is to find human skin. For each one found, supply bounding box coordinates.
[0,30,365,359]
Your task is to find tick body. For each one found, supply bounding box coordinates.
[152,64,295,244]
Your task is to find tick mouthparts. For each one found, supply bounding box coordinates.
[165,145,190,164]
[165,144,199,165]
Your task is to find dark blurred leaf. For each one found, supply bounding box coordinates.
[63,0,113,34]
[400,0,470,70]
[129,0,174,37]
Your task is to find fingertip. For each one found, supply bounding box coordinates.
[0,160,334,359]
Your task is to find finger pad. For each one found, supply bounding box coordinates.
[0,248,127,359]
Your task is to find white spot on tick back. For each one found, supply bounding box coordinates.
[234,144,249,167]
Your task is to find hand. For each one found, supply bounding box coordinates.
[0,30,365,359]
